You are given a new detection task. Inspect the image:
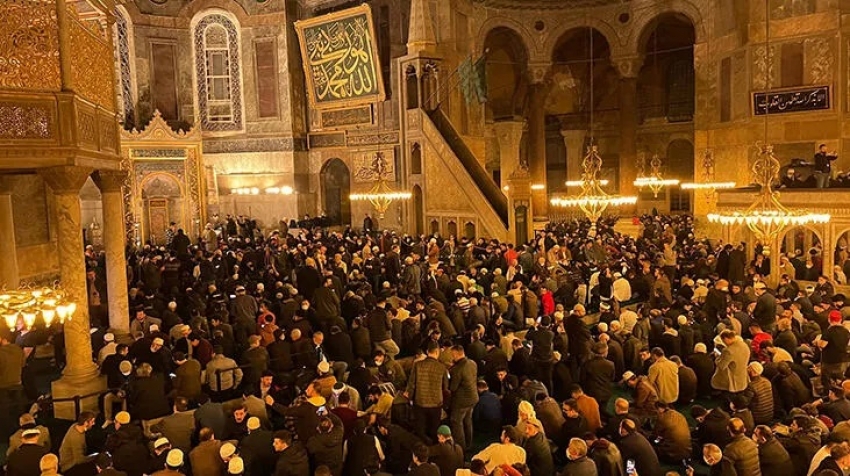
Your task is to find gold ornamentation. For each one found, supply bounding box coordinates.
[77,111,96,144]
[805,36,833,86]
[120,110,205,243]
[349,152,410,219]
[353,150,395,182]
[69,12,114,110]
[347,131,399,147]
[320,105,373,128]
[708,143,830,255]
[0,104,53,139]
[100,117,117,151]
[121,110,202,142]
[295,5,385,109]
[0,0,61,90]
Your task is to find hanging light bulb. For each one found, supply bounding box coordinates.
[4,312,18,330]
[22,312,36,328]
[42,308,56,326]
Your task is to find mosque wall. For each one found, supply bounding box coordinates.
[109,0,850,235]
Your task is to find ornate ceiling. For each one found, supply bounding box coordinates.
[473,0,631,9]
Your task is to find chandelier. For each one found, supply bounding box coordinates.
[680,149,736,202]
[551,145,637,233]
[349,152,411,219]
[0,286,77,331]
[549,28,636,234]
[634,154,679,198]
[707,0,829,257]
[707,143,829,255]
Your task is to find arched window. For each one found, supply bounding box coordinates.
[193,12,244,132]
[464,222,475,240]
[447,220,458,237]
[113,6,136,126]
[411,143,422,174]
[666,58,694,122]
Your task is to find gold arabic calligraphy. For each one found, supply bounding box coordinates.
[303,13,381,103]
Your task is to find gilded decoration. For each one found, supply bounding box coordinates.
[804,36,833,86]
[100,117,117,151]
[295,5,386,109]
[78,111,97,145]
[320,105,373,128]
[120,110,206,242]
[353,150,395,183]
[69,11,114,110]
[0,104,53,140]
[752,45,776,90]
[308,132,347,149]
[0,0,61,91]
[347,131,399,147]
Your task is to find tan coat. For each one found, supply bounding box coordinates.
[189,440,223,476]
[712,338,751,393]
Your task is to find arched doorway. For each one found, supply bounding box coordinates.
[412,185,423,236]
[140,173,184,245]
[321,159,351,226]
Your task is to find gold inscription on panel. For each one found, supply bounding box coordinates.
[295,5,385,109]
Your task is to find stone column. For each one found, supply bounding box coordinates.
[526,71,549,222]
[93,171,130,336]
[0,178,19,289]
[494,120,532,242]
[38,166,105,419]
[613,56,643,198]
[561,129,587,188]
[493,120,526,182]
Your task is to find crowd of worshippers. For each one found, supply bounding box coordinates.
[4,213,850,476]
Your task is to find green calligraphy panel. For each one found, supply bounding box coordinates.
[295,5,385,109]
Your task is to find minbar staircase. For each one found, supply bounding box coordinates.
[425,108,509,229]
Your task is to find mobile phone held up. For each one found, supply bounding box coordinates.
[626,459,636,475]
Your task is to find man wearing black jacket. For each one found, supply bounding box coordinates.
[273,430,310,476]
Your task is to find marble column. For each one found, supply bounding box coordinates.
[0,178,19,289]
[493,120,526,181]
[561,129,587,188]
[494,120,532,243]
[527,79,549,221]
[38,166,105,419]
[93,171,130,336]
[613,56,643,198]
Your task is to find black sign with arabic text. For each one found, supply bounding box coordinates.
[753,86,830,116]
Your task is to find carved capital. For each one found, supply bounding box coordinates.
[612,56,644,79]
[38,165,94,195]
[92,170,128,193]
[528,62,551,84]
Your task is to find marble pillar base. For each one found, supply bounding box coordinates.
[52,374,106,421]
